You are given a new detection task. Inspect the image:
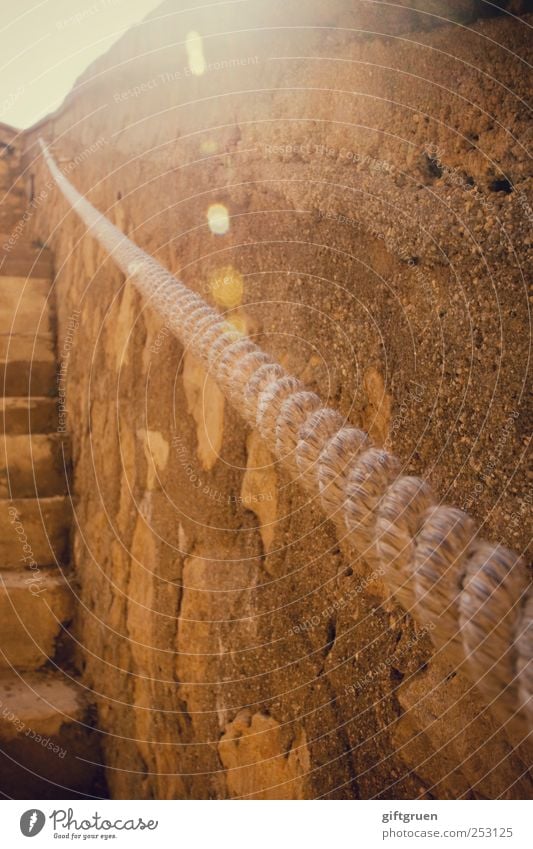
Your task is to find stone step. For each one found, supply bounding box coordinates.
[0,178,24,192]
[0,497,72,568]
[0,276,52,336]
[0,193,25,212]
[0,671,104,798]
[0,245,51,259]
[0,230,44,245]
[1,396,58,433]
[0,215,26,233]
[0,433,69,498]
[0,238,53,275]
[0,247,49,258]
[0,257,53,278]
[0,569,74,670]
[0,171,24,190]
[0,332,57,396]
[0,237,51,252]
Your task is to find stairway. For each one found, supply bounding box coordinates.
[0,142,105,799]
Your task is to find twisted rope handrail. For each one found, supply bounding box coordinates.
[39,138,531,748]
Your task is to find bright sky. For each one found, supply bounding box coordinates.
[0,0,162,129]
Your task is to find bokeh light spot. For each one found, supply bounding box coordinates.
[209,266,244,308]
[227,313,248,337]
[200,139,218,155]
[207,203,230,235]
[186,31,206,76]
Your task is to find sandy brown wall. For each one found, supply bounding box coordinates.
[22,1,531,799]
[1,123,25,233]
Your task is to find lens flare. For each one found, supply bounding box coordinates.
[209,266,243,308]
[200,139,218,155]
[186,31,206,76]
[227,313,248,337]
[207,203,230,235]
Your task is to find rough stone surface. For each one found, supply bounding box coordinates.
[0,671,104,799]
[182,352,225,471]
[19,1,532,798]
[0,496,71,568]
[0,396,58,435]
[0,570,74,670]
[0,671,86,741]
[0,122,106,800]
[0,332,56,396]
[0,276,52,336]
[218,710,311,799]
[0,123,25,233]
[0,433,69,498]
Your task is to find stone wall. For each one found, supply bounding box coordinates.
[0,123,25,234]
[22,1,531,798]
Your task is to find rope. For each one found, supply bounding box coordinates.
[39,138,531,747]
